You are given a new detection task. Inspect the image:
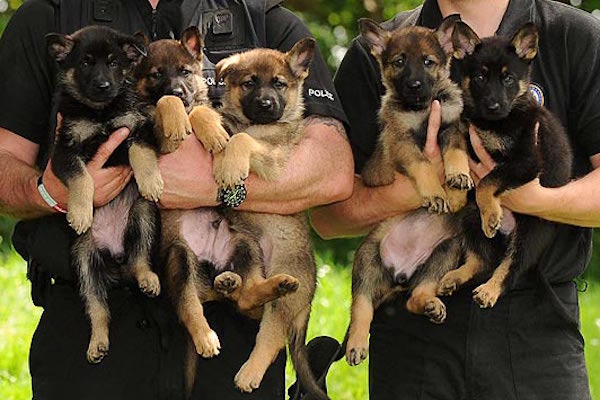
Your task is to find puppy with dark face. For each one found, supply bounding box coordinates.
[345,16,471,367]
[358,16,472,214]
[135,26,229,154]
[47,26,163,363]
[435,22,573,308]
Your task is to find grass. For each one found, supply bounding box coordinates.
[0,248,599,399]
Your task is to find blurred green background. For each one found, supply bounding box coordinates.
[1,0,600,399]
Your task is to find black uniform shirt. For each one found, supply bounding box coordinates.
[335,0,600,283]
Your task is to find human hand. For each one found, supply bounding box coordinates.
[468,123,546,215]
[158,134,220,209]
[424,100,445,182]
[42,117,133,209]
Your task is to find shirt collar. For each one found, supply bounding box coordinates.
[419,0,534,35]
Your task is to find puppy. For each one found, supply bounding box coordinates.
[436,22,572,308]
[158,38,327,399]
[46,26,162,363]
[346,16,470,366]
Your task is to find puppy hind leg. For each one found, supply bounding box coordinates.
[438,250,484,297]
[73,234,110,363]
[125,198,160,297]
[234,306,287,393]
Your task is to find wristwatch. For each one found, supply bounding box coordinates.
[217,183,247,208]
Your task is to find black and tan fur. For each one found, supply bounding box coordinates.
[155,38,326,399]
[346,16,471,366]
[46,26,162,363]
[359,15,472,214]
[435,22,572,308]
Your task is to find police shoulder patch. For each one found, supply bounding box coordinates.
[529,83,545,107]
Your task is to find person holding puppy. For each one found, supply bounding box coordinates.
[311,0,600,399]
[0,0,352,399]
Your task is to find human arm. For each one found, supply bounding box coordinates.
[309,102,444,238]
[469,127,600,227]
[157,115,354,213]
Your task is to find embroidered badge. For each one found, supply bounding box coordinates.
[529,83,545,107]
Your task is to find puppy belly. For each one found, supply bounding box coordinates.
[180,209,236,271]
[380,211,453,281]
[91,184,139,258]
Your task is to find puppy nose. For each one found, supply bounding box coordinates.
[487,101,500,111]
[96,81,111,91]
[408,80,422,90]
[171,88,184,98]
[258,98,273,109]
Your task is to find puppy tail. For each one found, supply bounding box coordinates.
[289,308,329,400]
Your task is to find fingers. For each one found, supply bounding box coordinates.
[424,100,442,159]
[468,125,495,168]
[88,128,130,169]
[93,167,133,206]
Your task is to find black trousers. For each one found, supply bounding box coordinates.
[368,279,591,400]
[29,283,285,400]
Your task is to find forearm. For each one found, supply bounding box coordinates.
[0,151,51,219]
[237,118,354,214]
[508,169,600,227]
[309,174,422,239]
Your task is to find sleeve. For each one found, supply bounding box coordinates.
[0,0,56,145]
[565,8,600,157]
[265,6,347,124]
[333,37,384,173]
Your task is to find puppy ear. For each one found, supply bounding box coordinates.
[216,54,241,82]
[435,14,461,56]
[134,31,150,51]
[181,26,204,61]
[451,21,481,59]
[358,18,389,58]
[286,38,316,79]
[46,33,74,63]
[121,34,147,66]
[510,23,538,62]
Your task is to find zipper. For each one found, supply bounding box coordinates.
[151,9,158,40]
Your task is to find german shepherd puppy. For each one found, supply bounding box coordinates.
[436,22,572,308]
[346,16,470,366]
[158,39,326,399]
[46,26,162,363]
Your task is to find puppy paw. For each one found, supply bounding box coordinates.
[437,275,460,297]
[424,298,447,324]
[193,329,221,358]
[87,336,109,364]
[213,153,250,188]
[446,187,467,213]
[345,340,368,367]
[156,96,192,150]
[214,271,242,295]
[276,275,300,296]
[481,208,503,238]
[136,172,164,202]
[446,173,474,191]
[235,361,264,393]
[189,106,230,154]
[67,204,93,235]
[473,282,501,309]
[137,270,161,297]
[422,195,449,214]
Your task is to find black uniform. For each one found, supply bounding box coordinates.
[335,0,597,399]
[0,1,346,399]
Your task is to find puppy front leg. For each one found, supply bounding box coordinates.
[129,142,163,202]
[155,95,192,153]
[65,161,95,235]
[475,177,504,238]
[213,133,264,188]
[189,105,229,153]
[440,124,472,212]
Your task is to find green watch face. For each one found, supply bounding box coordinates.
[219,183,247,208]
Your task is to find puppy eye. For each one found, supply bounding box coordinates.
[424,58,435,67]
[108,60,119,69]
[81,60,90,68]
[273,80,286,89]
[473,73,485,83]
[503,74,514,85]
[242,80,255,89]
[393,56,405,68]
[150,71,162,80]
[181,69,192,78]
